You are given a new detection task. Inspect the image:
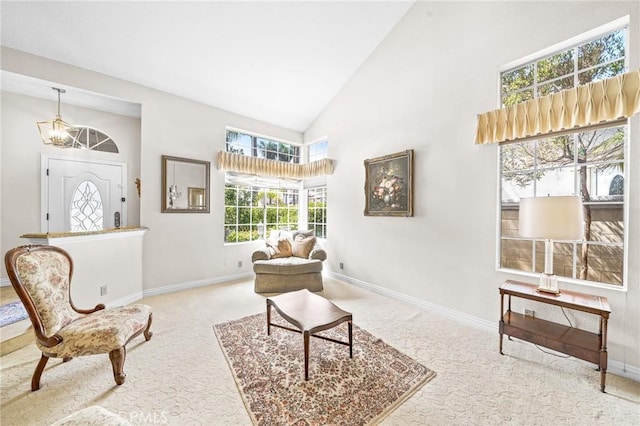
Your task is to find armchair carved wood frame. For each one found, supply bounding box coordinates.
[4,245,153,391]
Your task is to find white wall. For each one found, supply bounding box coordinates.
[23,231,146,309]
[304,1,639,371]
[1,47,302,291]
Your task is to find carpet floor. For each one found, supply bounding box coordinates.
[1,278,638,425]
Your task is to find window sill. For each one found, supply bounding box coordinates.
[497,267,627,293]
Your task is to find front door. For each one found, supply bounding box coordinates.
[44,156,127,233]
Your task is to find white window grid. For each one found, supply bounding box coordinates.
[226,129,300,164]
[224,183,299,244]
[497,23,628,287]
[307,186,327,239]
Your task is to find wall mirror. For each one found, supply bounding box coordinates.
[162,155,210,213]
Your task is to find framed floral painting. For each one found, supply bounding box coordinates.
[364,149,414,217]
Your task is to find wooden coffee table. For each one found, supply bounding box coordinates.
[266,289,353,380]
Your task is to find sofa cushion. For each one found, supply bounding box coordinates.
[292,234,316,258]
[253,258,323,275]
[292,229,315,240]
[266,238,293,258]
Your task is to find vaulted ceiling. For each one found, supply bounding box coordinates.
[1,1,414,131]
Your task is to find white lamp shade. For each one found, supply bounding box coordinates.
[519,196,584,240]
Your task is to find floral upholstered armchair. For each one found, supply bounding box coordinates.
[4,245,153,391]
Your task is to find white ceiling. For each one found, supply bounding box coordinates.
[1,1,414,131]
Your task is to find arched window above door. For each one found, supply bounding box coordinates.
[67,126,119,153]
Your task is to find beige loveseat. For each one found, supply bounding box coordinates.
[251,230,326,293]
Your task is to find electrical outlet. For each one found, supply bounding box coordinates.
[524,309,535,318]
[237,260,243,268]
[100,285,108,296]
[339,262,344,270]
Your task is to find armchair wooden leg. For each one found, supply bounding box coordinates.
[109,347,127,385]
[143,313,153,341]
[32,354,50,391]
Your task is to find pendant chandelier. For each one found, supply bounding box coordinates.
[36,87,73,148]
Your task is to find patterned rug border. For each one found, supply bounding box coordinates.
[213,312,436,425]
[0,301,28,328]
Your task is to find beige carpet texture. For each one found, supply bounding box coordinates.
[1,278,639,425]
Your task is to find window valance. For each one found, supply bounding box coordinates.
[217,151,334,179]
[475,69,640,145]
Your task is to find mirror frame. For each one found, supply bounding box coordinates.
[161,155,211,213]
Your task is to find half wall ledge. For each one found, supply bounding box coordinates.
[21,226,148,242]
[20,227,148,308]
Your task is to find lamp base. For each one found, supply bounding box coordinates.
[537,273,560,295]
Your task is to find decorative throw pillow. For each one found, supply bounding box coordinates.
[292,229,314,240]
[266,238,292,258]
[292,234,316,259]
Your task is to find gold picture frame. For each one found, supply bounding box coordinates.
[364,149,414,217]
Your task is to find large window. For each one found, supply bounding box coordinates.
[308,139,328,163]
[307,186,327,239]
[224,181,299,243]
[499,26,627,286]
[226,129,300,163]
[224,130,331,243]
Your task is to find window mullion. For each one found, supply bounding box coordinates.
[573,46,579,87]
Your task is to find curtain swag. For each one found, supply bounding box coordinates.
[217,151,334,179]
[475,68,640,145]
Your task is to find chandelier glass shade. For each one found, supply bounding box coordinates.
[37,87,73,148]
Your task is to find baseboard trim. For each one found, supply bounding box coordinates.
[0,278,10,287]
[143,272,254,298]
[327,271,495,332]
[608,359,640,383]
[327,271,640,383]
[106,291,144,308]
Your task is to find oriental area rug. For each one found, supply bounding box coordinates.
[213,313,436,425]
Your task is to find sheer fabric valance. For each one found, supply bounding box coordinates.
[217,151,334,179]
[475,69,640,145]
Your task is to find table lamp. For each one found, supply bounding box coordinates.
[518,195,584,294]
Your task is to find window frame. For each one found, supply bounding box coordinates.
[308,138,328,163]
[225,127,301,164]
[223,130,330,244]
[495,18,630,291]
[307,185,327,239]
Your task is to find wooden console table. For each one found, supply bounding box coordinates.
[499,280,611,392]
